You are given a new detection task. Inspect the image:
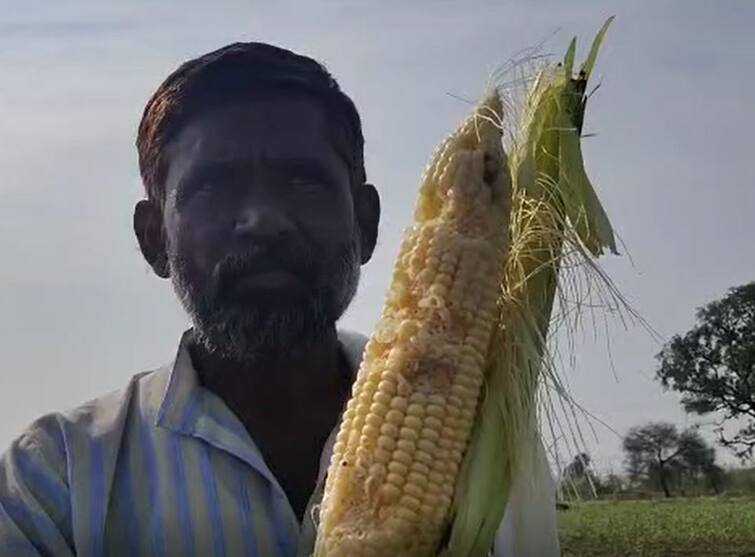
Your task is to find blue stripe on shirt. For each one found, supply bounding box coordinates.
[236,464,257,557]
[0,496,61,554]
[13,448,69,520]
[268,484,292,557]
[114,446,140,557]
[88,439,105,556]
[198,445,227,557]
[140,413,164,557]
[169,435,196,557]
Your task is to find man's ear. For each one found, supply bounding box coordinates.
[355,183,380,265]
[133,199,170,278]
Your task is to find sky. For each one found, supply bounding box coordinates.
[1,0,754,474]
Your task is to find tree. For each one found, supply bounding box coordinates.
[676,427,724,495]
[561,452,600,499]
[623,423,680,497]
[622,422,720,497]
[596,472,625,496]
[656,282,755,460]
[563,452,591,480]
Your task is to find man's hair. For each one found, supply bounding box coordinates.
[136,42,366,206]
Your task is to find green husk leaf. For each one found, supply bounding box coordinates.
[580,16,614,77]
[562,37,577,77]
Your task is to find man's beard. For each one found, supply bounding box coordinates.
[169,234,361,361]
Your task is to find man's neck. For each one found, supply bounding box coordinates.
[189,327,350,413]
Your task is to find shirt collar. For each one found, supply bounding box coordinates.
[154,329,198,434]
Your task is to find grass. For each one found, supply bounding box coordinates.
[558,497,755,557]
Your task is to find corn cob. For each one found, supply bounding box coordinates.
[313,92,512,557]
[314,19,617,557]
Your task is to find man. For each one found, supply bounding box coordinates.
[0,43,558,556]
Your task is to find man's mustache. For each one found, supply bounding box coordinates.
[211,241,317,297]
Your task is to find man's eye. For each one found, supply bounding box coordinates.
[289,176,324,191]
[190,183,215,199]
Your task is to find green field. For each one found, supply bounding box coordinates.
[558,497,755,557]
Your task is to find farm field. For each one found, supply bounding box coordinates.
[559,497,755,557]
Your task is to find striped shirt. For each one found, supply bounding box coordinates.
[0,329,558,557]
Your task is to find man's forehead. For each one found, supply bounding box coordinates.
[167,98,336,168]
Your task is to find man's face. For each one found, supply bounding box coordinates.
[156,96,366,358]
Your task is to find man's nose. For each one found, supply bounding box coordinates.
[234,202,296,239]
